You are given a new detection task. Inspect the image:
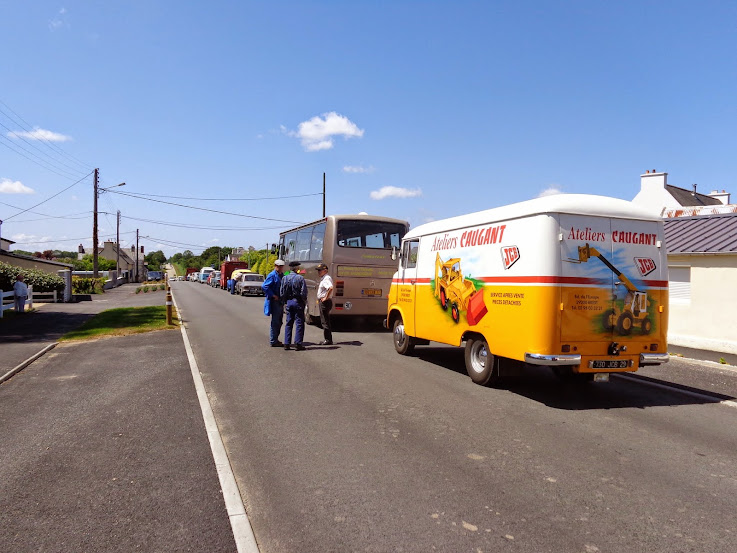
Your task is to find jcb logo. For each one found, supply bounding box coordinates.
[634,257,656,277]
[501,245,520,270]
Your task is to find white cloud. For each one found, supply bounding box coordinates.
[10,233,54,245]
[343,165,375,174]
[8,126,72,142]
[370,186,422,200]
[537,186,562,198]
[0,178,35,194]
[49,7,67,30]
[286,112,364,152]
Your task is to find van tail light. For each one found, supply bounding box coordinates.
[335,280,344,297]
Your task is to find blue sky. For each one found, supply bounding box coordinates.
[1,1,735,256]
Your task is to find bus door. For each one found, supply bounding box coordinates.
[398,239,420,335]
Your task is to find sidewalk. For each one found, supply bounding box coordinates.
[0,284,171,376]
[0,284,238,552]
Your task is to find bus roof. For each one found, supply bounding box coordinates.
[279,214,409,236]
[404,194,661,240]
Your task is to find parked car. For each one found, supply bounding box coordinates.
[209,271,221,287]
[235,273,265,296]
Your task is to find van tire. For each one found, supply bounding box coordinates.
[393,317,415,355]
[616,312,634,335]
[464,336,498,386]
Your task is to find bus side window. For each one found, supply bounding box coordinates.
[297,228,312,261]
[284,232,298,262]
[310,222,326,261]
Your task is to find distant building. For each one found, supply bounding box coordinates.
[633,170,737,354]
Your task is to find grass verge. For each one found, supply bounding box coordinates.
[60,305,179,341]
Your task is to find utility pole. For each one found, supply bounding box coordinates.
[136,229,139,283]
[93,168,99,277]
[323,172,326,218]
[116,210,120,285]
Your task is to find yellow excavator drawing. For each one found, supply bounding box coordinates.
[578,243,653,335]
[435,253,477,323]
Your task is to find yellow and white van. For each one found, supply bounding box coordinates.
[385,194,669,385]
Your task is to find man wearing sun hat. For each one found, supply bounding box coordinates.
[262,259,286,347]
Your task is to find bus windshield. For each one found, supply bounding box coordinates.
[336,220,405,249]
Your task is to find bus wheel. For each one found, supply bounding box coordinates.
[616,312,633,335]
[440,288,448,310]
[464,336,498,386]
[451,302,460,323]
[393,317,415,355]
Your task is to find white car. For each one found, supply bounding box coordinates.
[235,273,265,296]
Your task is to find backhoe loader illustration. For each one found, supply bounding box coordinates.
[578,243,653,335]
[434,253,487,325]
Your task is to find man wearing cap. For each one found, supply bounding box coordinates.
[262,259,286,347]
[316,263,334,345]
[280,261,308,350]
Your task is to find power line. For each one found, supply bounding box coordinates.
[0,98,92,170]
[107,188,304,224]
[12,230,135,245]
[140,235,208,250]
[120,214,289,231]
[3,171,93,221]
[118,190,323,201]
[0,135,85,180]
[0,202,89,221]
[0,119,89,177]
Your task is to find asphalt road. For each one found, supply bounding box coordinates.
[173,281,737,553]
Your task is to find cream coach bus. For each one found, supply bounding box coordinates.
[385,194,670,385]
[275,214,409,321]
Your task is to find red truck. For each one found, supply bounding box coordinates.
[220,261,249,289]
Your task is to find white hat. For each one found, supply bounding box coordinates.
[274,259,286,266]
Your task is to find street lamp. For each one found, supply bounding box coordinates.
[92,169,125,278]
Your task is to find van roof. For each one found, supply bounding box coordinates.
[404,194,661,240]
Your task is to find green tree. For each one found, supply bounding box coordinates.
[145,250,166,271]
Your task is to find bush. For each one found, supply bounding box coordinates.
[0,260,66,293]
[143,287,149,293]
[72,277,104,294]
[136,288,141,294]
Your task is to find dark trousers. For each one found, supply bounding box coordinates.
[319,299,333,342]
[284,299,305,345]
[269,300,283,345]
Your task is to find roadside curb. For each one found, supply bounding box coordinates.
[0,343,57,384]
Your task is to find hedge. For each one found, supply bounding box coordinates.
[0,260,66,293]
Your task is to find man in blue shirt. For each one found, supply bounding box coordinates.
[262,259,286,347]
[280,261,308,350]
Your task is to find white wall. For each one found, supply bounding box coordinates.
[632,172,679,213]
[668,254,737,354]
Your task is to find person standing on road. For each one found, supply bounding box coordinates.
[13,274,29,313]
[316,263,334,345]
[280,261,307,350]
[262,259,286,347]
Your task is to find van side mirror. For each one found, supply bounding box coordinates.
[391,246,398,261]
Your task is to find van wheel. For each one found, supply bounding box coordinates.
[601,309,616,331]
[440,288,448,310]
[464,336,498,386]
[641,317,652,334]
[451,302,460,323]
[616,312,634,335]
[393,317,415,355]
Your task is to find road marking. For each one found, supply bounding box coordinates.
[614,373,737,410]
[172,293,260,553]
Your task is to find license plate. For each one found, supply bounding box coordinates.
[589,359,631,369]
[361,288,382,297]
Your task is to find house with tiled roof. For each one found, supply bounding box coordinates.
[633,171,737,354]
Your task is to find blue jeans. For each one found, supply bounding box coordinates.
[269,300,283,345]
[284,299,305,345]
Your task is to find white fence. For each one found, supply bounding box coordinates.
[0,285,34,318]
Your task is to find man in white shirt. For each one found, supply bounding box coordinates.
[316,263,334,345]
[13,274,29,313]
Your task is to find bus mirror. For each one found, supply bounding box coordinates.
[391,246,398,261]
[270,243,277,255]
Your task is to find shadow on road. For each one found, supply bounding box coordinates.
[411,345,732,411]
